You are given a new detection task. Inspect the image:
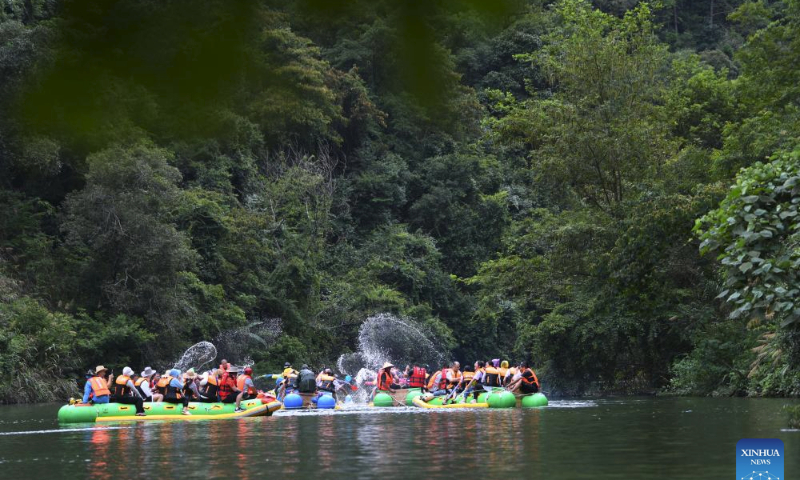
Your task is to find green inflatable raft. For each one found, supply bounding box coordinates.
[371,388,548,409]
[58,398,282,423]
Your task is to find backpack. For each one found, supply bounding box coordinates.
[298,369,316,393]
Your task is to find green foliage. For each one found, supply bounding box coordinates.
[696,149,800,328]
[666,320,755,396]
[787,403,800,428]
[0,276,80,403]
[2,0,800,401]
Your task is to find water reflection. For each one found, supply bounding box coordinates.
[87,429,111,480]
[0,398,796,480]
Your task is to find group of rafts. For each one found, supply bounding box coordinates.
[58,361,547,423]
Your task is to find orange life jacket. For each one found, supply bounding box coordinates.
[426,369,448,391]
[156,375,172,389]
[377,370,394,391]
[462,371,475,383]
[447,368,462,387]
[88,377,111,397]
[113,375,132,397]
[219,374,236,400]
[521,368,540,388]
[134,377,149,398]
[407,367,426,388]
[163,376,182,400]
[237,374,257,395]
[199,374,219,399]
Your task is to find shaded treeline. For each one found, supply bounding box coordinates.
[0,0,798,403]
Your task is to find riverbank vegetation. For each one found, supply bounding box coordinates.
[1,0,799,403]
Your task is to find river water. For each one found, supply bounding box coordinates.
[0,397,797,479]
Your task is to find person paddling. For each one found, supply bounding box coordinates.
[82,365,111,405]
[446,361,463,390]
[463,361,486,403]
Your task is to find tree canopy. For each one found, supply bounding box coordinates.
[1,0,799,402]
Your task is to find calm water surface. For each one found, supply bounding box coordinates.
[0,397,797,479]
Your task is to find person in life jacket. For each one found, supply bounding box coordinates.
[426,364,449,396]
[182,369,204,401]
[275,362,299,401]
[82,365,111,405]
[282,362,299,389]
[463,361,486,403]
[297,364,317,394]
[317,368,336,393]
[407,364,427,390]
[112,366,147,415]
[219,366,241,404]
[376,362,401,394]
[163,369,191,415]
[483,359,501,388]
[497,360,509,387]
[198,370,220,402]
[456,365,475,393]
[446,362,463,389]
[137,367,161,402]
[235,367,257,412]
[508,361,540,394]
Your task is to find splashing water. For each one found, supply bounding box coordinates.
[172,341,217,373]
[337,313,445,378]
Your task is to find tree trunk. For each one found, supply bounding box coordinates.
[709,0,714,29]
[674,2,679,34]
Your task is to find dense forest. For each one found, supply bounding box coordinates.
[1,0,799,403]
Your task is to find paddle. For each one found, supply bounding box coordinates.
[444,377,465,404]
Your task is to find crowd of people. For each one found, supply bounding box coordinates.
[80,359,258,416]
[375,359,540,402]
[275,359,541,404]
[79,358,541,412]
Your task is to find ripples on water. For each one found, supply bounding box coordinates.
[0,398,796,479]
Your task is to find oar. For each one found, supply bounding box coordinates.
[446,376,474,404]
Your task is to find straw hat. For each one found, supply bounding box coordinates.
[381,362,394,370]
[185,369,197,379]
[94,365,108,375]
